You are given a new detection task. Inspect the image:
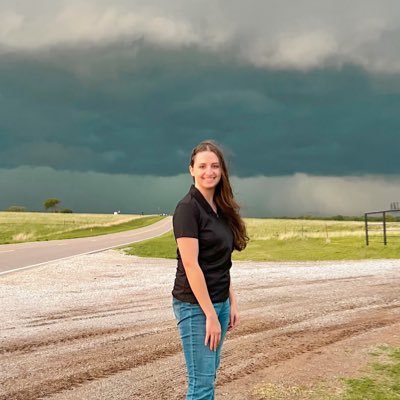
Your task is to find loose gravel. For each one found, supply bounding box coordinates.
[1,250,400,399]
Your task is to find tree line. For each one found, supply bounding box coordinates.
[4,198,73,213]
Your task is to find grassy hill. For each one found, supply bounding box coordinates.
[0,212,164,244]
[123,218,400,261]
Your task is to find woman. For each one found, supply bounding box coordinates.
[172,140,248,399]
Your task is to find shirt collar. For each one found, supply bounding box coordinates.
[189,184,218,216]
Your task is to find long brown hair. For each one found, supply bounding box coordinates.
[190,140,249,251]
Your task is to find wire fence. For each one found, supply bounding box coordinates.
[365,210,400,245]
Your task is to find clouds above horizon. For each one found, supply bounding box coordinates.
[1,166,399,217]
[1,44,400,177]
[2,2,400,216]
[1,1,400,72]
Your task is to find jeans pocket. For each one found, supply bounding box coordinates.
[172,297,180,322]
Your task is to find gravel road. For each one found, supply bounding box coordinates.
[1,251,400,399]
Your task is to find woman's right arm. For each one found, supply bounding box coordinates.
[176,237,221,352]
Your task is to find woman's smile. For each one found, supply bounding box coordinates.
[190,150,222,191]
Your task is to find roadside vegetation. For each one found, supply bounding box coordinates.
[254,345,400,399]
[339,345,400,399]
[124,231,176,258]
[3,213,399,260]
[0,212,164,244]
[123,218,400,261]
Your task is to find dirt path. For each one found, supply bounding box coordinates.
[1,251,399,399]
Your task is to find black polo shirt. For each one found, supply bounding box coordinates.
[172,184,234,304]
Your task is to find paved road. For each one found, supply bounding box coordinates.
[0,216,172,275]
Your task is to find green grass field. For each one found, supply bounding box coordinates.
[340,345,400,399]
[255,345,400,399]
[123,218,400,261]
[0,212,164,244]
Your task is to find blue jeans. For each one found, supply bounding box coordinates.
[173,297,230,400]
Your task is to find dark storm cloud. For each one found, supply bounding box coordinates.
[2,167,400,216]
[1,42,400,177]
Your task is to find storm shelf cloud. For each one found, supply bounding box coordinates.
[1,1,400,215]
[1,46,399,177]
[2,0,400,73]
[1,167,400,217]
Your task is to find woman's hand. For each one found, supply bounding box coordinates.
[205,314,221,352]
[228,303,239,331]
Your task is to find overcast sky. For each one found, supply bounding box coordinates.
[1,1,400,216]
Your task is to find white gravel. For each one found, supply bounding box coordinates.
[1,250,399,342]
[1,250,400,400]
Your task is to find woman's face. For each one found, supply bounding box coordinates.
[189,150,222,191]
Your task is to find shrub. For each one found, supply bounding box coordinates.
[5,205,27,212]
[44,198,61,212]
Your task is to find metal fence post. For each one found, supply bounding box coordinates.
[364,213,369,246]
[383,211,387,245]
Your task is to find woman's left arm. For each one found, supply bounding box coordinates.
[228,281,240,331]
